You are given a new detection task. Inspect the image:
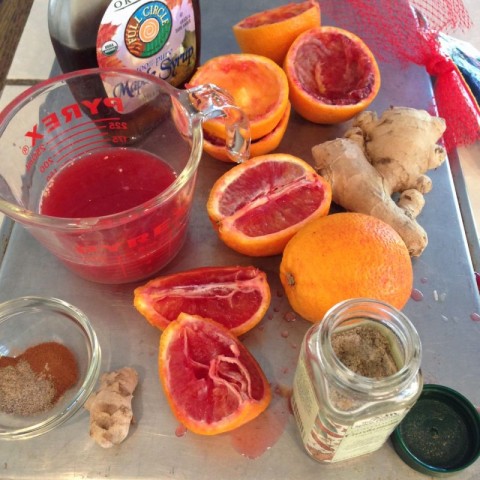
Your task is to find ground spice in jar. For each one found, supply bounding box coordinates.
[0,341,79,416]
[331,324,399,378]
[292,301,422,464]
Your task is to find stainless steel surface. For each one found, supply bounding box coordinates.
[1,1,479,478]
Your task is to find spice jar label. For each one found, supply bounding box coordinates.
[332,409,408,462]
[292,354,408,463]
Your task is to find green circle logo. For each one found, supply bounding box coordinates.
[125,2,172,58]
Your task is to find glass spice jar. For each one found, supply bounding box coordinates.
[291,298,423,464]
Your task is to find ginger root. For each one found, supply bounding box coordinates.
[84,366,139,448]
[312,107,446,256]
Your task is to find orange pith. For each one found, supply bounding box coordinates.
[188,54,289,141]
[203,102,291,161]
[158,313,271,435]
[133,265,271,336]
[207,153,332,256]
[284,26,381,124]
[233,0,321,65]
[280,212,413,323]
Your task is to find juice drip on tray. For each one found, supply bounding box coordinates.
[229,388,291,459]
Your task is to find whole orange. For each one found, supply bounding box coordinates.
[279,212,413,322]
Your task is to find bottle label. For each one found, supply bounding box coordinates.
[97,0,197,87]
[292,353,407,463]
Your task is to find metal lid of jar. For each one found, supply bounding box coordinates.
[391,384,480,477]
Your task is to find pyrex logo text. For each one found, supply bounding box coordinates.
[24,97,124,147]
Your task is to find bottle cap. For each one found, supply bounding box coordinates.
[391,384,480,477]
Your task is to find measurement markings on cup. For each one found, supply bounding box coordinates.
[23,96,127,177]
[46,118,123,167]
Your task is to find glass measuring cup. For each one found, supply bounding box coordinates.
[0,68,250,284]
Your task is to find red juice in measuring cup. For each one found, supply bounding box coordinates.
[39,148,189,283]
[40,148,176,217]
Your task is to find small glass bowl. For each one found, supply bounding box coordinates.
[0,296,101,439]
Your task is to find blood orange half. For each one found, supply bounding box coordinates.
[159,313,271,435]
[188,53,289,141]
[134,266,271,336]
[207,153,332,256]
[233,0,321,65]
[284,26,381,124]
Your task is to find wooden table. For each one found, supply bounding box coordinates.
[0,1,34,94]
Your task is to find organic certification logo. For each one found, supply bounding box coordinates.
[125,1,172,58]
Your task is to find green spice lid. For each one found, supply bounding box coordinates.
[391,384,480,477]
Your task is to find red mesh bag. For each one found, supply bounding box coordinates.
[322,0,479,152]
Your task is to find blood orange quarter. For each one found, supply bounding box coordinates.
[158,313,271,435]
[207,153,332,256]
[134,265,271,336]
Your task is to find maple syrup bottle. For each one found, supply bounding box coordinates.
[48,0,201,87]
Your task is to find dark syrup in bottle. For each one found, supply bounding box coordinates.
[48,0,111,72]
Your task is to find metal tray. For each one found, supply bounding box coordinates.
[1,1,479,479]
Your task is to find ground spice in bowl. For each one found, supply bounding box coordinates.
[0,341,79,416]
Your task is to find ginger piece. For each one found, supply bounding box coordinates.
[352,108,447,192]
[84,367,139,448]
[312,107,447,256]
